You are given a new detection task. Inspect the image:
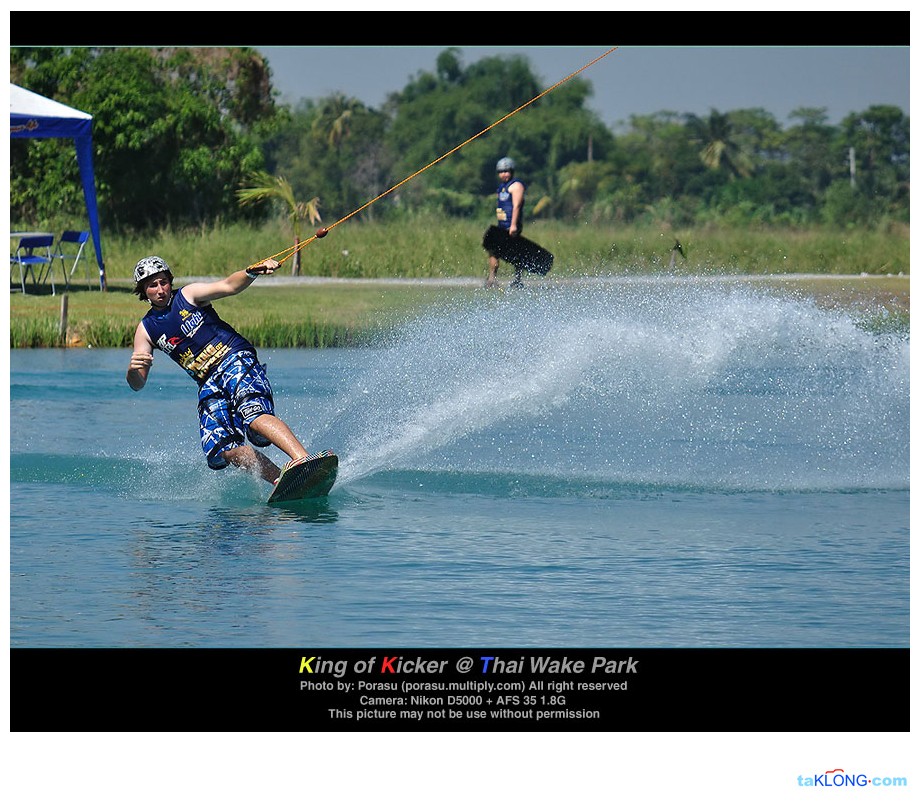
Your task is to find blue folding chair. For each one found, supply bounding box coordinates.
[11,234,55,294]
[55,230,91,289]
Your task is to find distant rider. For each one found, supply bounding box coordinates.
[484,156,526,288]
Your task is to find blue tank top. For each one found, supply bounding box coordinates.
[141,288,255,383]
[496,177,525,231]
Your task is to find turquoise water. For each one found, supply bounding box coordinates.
[9,282,910,648]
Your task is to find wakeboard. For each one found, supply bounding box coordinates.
[482,226,554,275]
[268,450,338,503]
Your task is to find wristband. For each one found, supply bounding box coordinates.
[245,269,259,280]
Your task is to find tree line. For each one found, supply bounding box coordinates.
[10,46,910,233]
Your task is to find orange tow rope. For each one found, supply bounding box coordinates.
[250,46,619,270]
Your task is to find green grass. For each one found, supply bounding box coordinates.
[10,219,910,348]
[14,217,910,281]
[9,281,469,349]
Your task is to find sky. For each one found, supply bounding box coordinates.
[7,6,911,131]
[258,44,909,129]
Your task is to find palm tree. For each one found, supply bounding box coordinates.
[312,93,360,149]
[236,171,321,276]
[687,109,753,179]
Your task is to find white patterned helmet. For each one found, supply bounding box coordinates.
[134,255,171,285]
[496,156,515,172]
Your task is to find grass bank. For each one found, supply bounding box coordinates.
[9,219,909,348]
[9,282,457,348]
[15,217,909,281]
[10,275,908,349]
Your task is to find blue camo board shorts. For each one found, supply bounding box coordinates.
[197,351,275,469]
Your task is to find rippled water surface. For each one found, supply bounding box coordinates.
[10,282,909,647]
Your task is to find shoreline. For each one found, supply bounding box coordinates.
[9,272,909,349]
[176,271,908,286]
[177,272,910,315]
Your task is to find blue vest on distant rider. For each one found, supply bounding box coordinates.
[141,288,255,384]
[496,178,525,231]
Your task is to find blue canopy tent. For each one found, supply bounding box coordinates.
[10,83,107,290]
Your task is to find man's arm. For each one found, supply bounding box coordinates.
[183,258,279,307]
[126,322,154,391]
[509,183,525,235]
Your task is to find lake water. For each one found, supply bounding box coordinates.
[8,281,910,649]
